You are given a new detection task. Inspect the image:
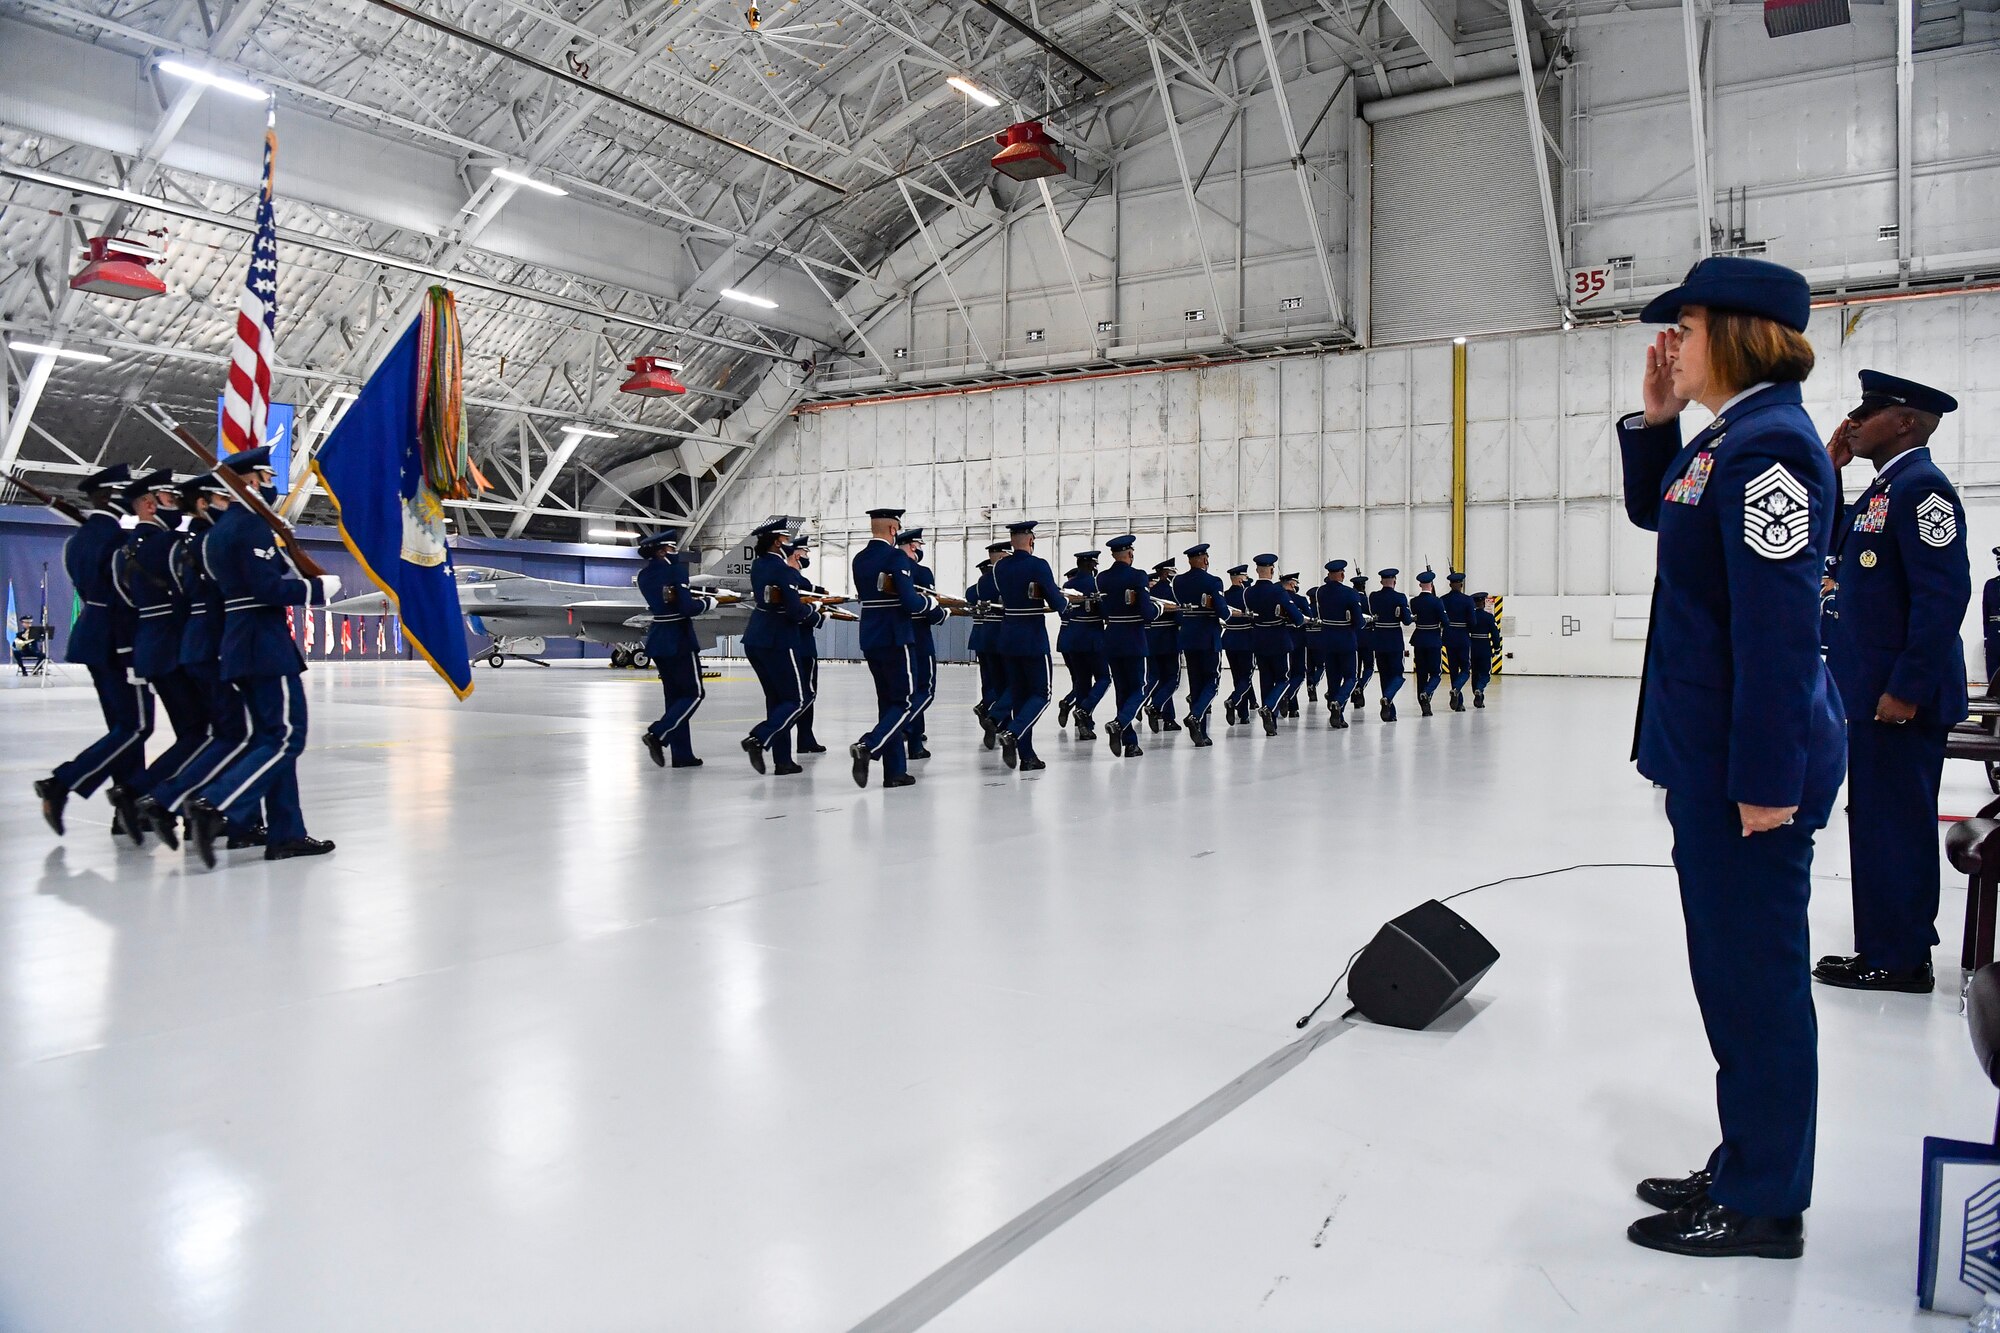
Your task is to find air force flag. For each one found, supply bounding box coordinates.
[312,316,473,698]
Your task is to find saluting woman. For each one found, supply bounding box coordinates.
[1616,257,1846,1260]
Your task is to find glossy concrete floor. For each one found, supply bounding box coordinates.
[0,660,1988,1332]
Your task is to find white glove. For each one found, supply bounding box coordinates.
[315,573,343,603]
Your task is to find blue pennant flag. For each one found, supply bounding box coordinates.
[312,316,473,697]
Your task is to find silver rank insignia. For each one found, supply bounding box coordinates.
[1742,464,1811,560]
[1916,492,1958,548]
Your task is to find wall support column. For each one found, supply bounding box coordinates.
[1451,339,1468,572]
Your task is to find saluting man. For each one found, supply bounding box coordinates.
[1409,569,1446,717]
[898,528,940,760]
[1143,558,1182,732]
[1220,565,1255,725]
[1056,549,1109,740]
[1817,371,1971,994]
[1311,561,1364,728]
[1098,535,1157,757]
[1441,571,1476,711]
[635,528,715,770]
[851,507,937,789]
[987,520,1067,772]
[1172,543,1226,747]
[1367,569,1412,721]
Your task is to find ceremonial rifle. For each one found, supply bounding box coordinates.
[1,470,86,524]
[140,405,326,579]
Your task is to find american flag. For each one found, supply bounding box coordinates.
[222,120,278,456]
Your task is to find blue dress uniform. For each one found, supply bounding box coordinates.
[787,539,828,753]
[852,512,938,786]
[1056,554,1110,736]
[636,531,715,768]
[1221,568,1255,724]
[1467,597,1500,703]
[899,532,940,756]
[1408,571,1446,714]
[1350,575,1375,708]
[42,465,154,834]
[1281,577,1311,716]
[1822,373,1970,987]
[188,454,341,865]
[741,528,822,776]
[1441,574,1475,708]
[1172,546,1226,745]
[1245,562,1302,733]
[1310,562,1364,725]
[971,541,1010,732]
[1098,538,1157,757]
[1983,553,2000,685]
[1367,573,1412,719]
[988,522,1067,770]
[1617,256,1845,1250]
[124,480,211,804]
[1143,563,1182,729]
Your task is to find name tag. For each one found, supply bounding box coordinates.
[1854,493,1890,533]
[1665,450,1714,506]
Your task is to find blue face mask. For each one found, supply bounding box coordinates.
[259,484,278,505]
[798,557,810,570]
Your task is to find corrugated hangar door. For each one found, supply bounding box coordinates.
[1370,91,1561,344]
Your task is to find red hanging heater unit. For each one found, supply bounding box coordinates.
[620,355,687,397]
[68,234,168,301]
[990,122,1066,182]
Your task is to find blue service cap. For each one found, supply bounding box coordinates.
[1326,560,1348,573]
[1640,256,1811,333]
[126,468,178,494]
[1253,553,1278,567]
[1073,549,1100,561]
[789,535,811,548]
[1448,570,1465,582]
[636,529,681,551]
[1472,591,1490,600]
[180,473,228,500]
[1416,569,1435,585]
[1281,572,1299,582]
[750,518,791,536]
[866,507,905,520]
[895,528,925,544]
[1183,543,1210,557]
[1227,564,1249,576]
[1006,519,1038,534]
[219,446,273,472]
[987,540,1012,553]
[80,462,134,492]
[1152,559,1176,572]
[1378,567,1399,578]
[1352,572,1369,583]
[1858,369,1958,417]
[1106,534,1137,551]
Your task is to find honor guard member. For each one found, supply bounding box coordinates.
[897,528,940,760]
[35,463,150,838]
[121,470,211,834]
[1311,561,1364,728]
[1818,556,1840,654]
[1056,550,1109,739]
[851,508,936,788]
[1367,570,1413,721]
[970,541,1010,746]
[787,537,829,754]
[185,447,344,867]
[1172,544,1226,747]
[634,529,714,769]
[1408,569,1446,716]
[1098,536,1157,757]
[1617,256,1842,1258]
[1220,565,1256,725]
[740,520,821,777]
[138,474,251,846]
[1441,572,1476,711]
[1280,574,1310,717]
[988,520,1066,771]
[1984,548,2000,684]
[1468,593,1500,707]
[1246,556,1302,735]
[1302,570,1331,704]
[1349,572,1374,713]
[1818,370,1970,994]
[1143,559,1182,731]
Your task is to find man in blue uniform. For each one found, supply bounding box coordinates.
[120,470,210,838]
[1818,371,1970,994]
[970,540,1010,747]
[1408,569,1446,717]
[1468,593,1500,706]
[1311,561,1364,729]
[1349,572,1374,713]
[989,520,1067,771]
[897,528,940,760]
[1056,550,1108,739]
[1143,559,1182,732]
[1246,556,1302,736]
[1984,549,2000,685]
[633,529,714,769]
[1367,569,1412,721]
[185,448,343,867]
[740,520,821,777]
[1098,535,1157,757]
[1173,543,1226,747]
[1280,574,1311,717]
[1220,565,1255,725]
[1441,571,1476,711]
[852,507,938,788]
[786,536,830,754]
[36,463,150,838]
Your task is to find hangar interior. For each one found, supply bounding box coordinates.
[1,0,1999,1327]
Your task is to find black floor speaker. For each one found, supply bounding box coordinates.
[1346,900,1499,1030]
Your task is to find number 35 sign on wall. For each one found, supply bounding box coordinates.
[1570,266,1616,308]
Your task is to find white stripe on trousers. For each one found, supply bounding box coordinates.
[658,649,705,735]
[72,675,152,788]
[215,676,295,814]
[770,649,811,737]
[868,645,920,757]
[1009,654,1052,736]
[167,690,254,813]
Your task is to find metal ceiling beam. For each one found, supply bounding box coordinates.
[1146,40,1232,338]
[896,179,995,366]
[969,0,1108,84]
[1037,178,1100,356]
[1505,0,1570,304]
[1681,0,1715,256]
[1248,0,1347,329]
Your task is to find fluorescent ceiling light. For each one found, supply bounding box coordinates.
[491,167,569,196]
[946,76,1001,108]
[561,424,618,438]
[590,528,638,540]
[719,288,778,309]
[156,60,268,101]
[8,340,111,364]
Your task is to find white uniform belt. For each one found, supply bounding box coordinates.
[223,597,261,611]
[1106,615,1146,624]
[140,607,177,619]
[83,599,107,608]
[1004,608,1051,616]
[860,599,900,609]
[650,614,687,623]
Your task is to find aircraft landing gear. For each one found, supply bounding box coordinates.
[610,647,631,669]
[487,652,505,668]
[631,650,652,670]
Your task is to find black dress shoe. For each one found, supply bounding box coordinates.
[227,822,268,850]
[138,797,181,850]
[1123,742,1143,758]
[1637,1168,1713,1211]
[642,733,666,768]
[1812,954,1934,993]
[1018,757,1047,771]
[266,836,336,861]
[1627,1199,1803,1259]
[849,742,871,788]
[1418,693,1433,717]
[773,761,804,776]
[1450,690,1465,712]
[1146,709,1161,733]
[1307,685,1318,702]
[797,741,828,754]
[1474,692,1486,708]
[981,727,998,751]
[906,743,931,760]
[670,756,704,769]
[883,773,916,788]
[1382,700,1397,722]
[999,731,1019,769]
[741,736,767,774]
[186,798,226,870]
[1352,690,1365,708]
[34,777,68,836]
[1058,699,1073,726]
[1260,707,1277,737]
[108,784,146,847]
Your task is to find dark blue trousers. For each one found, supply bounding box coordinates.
[148,670,250,813]
[1304,644,1328,694]
[1108,653,1149,748]
[201,674,310,844]
[861,644,916,778]
[1321,646,1358,709]
[136,668,210,797]
[794,651,821,747]
[1413,640,1444,697]
[1373,647,1405,701]
[994,653,1052,760]
[1183,649,1220,722]
[1355,650,1375,694]
[1224,648,1255,712]
[1444,632,1473,692]
[1145,649,1180,720]
[975,650,1006,714]
[746,645,811,765]
[1845,719,1949,971]
[647,646,705,763]
[53,661,153,797]
[1060,651,1110,719]
[902,645,937,745]
[1470,639,1494,693]
[1666,790,1818,1218]
[1255,650,1290,712]
[1284,646,1307,709]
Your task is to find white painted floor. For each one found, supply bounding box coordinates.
[0,660,1987,1331]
